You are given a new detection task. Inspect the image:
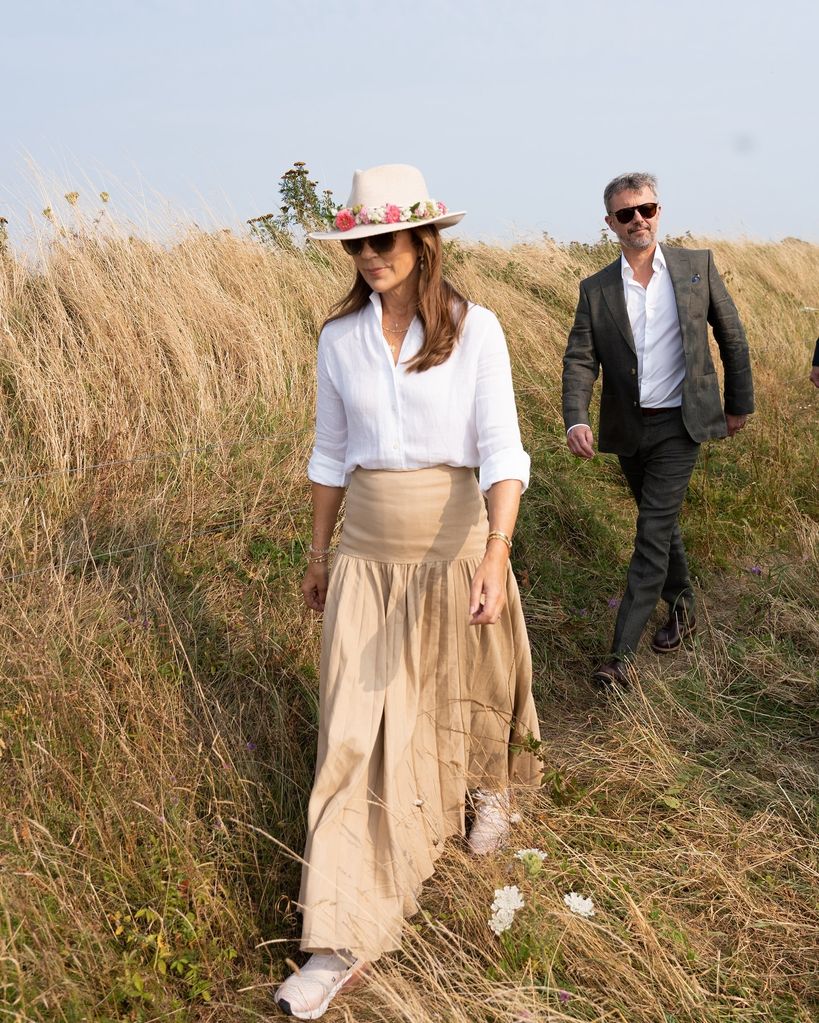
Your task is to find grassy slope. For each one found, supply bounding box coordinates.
[0,227,817,1023]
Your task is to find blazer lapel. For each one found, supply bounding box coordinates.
[662,244,692,329]
[600,259,636,354]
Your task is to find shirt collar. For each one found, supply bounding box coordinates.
[620,244,666,280]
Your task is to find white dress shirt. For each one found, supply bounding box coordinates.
[567,245,686,436]
[621,246,685,408]
[308,292,530,493]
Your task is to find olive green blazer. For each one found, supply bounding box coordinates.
[561,245,754,455]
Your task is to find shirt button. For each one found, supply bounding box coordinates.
[633,401,638,407]
[631,368,636,375]
[392,443,399,450]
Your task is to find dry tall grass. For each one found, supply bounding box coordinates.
[0,222,817,1023]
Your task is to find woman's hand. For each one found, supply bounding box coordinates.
[302,562,330,612]
[469,547,509,626]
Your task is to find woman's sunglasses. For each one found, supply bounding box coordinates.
[610,202,659,224]
[341,232,397,256]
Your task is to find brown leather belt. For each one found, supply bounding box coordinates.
[641,406,678,416]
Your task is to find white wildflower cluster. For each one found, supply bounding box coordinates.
[488,884,525,936]
[514,847,548,877]
[514,847,547,862]
[563,891,595,918]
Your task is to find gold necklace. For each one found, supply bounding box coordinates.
[382,303,417,332]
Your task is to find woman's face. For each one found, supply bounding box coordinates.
[352,230,420,297]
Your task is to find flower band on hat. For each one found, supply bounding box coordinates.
[307,164,465,241]
[334,200,448,233]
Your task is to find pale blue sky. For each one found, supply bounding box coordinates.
[2,0,817,246]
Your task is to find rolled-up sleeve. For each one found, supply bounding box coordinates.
[474,312,530,494]
[307,333,351,487]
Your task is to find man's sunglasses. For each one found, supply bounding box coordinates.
[341,232,397,256]
[610,202,659,224]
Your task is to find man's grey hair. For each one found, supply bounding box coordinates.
[603,172,658,212]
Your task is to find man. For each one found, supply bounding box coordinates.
[562,172,754,688]
[811,339,819,388]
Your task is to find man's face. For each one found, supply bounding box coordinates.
[605,186,661,251]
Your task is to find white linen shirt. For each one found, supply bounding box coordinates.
[621,246,685,408]
[307,292,530,493]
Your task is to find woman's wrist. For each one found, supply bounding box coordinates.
[307,542,333,564]
[485,537,511,559]
[486,529,512,549]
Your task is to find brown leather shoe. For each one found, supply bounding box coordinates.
[591,658,633,690]
[651,610,697,654]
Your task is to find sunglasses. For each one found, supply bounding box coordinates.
[341,232,397,256]
[610,202,659,224]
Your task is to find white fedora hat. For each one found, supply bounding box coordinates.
[308,164,465,241]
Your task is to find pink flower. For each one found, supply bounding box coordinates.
[384,204,401,224]
[357,207,370,224]
[334,209,356,231]
[436,201,447,214]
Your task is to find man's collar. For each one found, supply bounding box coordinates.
[620,243,666,279]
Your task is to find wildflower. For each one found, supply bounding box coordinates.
[100,191,110,203]
[607,597,621,608]
[558,990,571,1003]
[563,891,595,918]
[65,191,79,206]
[515,847,547,876]
[748,565,762,576]
[515,847,547,861]
[488,884,525,936]
[246,741,257,751]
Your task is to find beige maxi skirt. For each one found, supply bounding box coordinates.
[298,466,542,961]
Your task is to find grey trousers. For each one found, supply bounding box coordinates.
[612,409,700,656]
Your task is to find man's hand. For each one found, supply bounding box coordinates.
[726,413,749,437]
[811,366,819,388]
[566,425,596,459]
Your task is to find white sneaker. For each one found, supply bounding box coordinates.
[468,788,512,856]
[275,952,363,1020]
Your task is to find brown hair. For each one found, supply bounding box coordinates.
[324,225,469,373]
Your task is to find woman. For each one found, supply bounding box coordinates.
[275,165,541,1019]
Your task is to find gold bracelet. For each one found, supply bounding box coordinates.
[486,529,512,550]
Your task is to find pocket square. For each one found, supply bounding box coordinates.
[691,273,701,283]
